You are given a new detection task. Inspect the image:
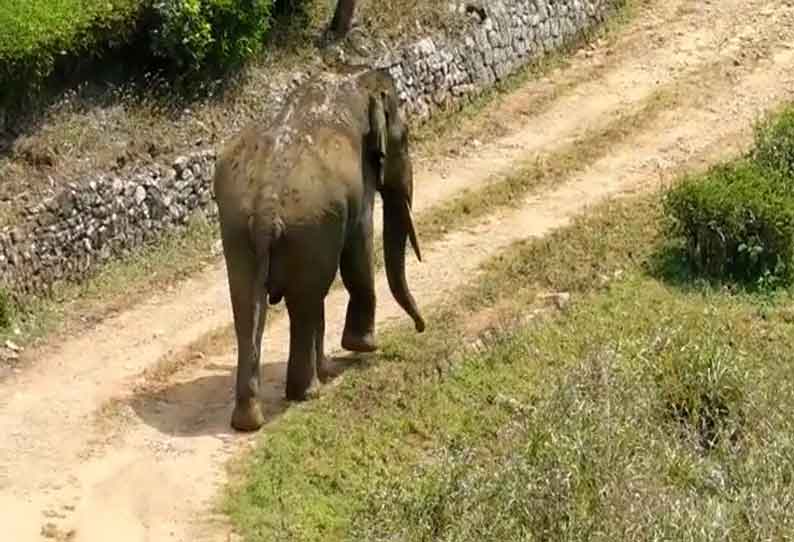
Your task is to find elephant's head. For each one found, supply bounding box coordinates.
[368,77,426,333]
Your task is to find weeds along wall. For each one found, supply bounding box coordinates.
[0,0,622,301]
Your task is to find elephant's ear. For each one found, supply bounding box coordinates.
[369,92,388,190]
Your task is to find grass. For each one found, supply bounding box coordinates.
[0,212,218,348]
[224,189,794,540]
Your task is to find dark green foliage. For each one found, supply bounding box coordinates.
[0,0,146,107]
[149,0,274,72]
[0,0,281,109]
[752,105,794,180]
[273,0,315,17]
[662,103,794,286]
[663,159,794,285]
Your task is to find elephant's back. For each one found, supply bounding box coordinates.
[275,129,359,228]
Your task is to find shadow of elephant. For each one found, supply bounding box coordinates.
[126,352,375,437]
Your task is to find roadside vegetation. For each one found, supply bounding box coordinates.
[664,104,794,286]
[0,0,372,103]
[224,104,794,540]
[0,0,146,105]
[0,0,459,124]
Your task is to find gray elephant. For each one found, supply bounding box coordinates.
[213,67,426,431]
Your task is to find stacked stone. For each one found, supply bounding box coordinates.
[0,150,216,299]
[382,0,614,120]
[0,0,620,300]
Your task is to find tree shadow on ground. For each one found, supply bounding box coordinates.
[126,352,375,438]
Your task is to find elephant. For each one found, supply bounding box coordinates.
[212,66,426,431]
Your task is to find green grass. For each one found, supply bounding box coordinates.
[224,190,794,541]
[752,102,794,179]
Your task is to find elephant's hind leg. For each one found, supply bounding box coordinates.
[285,296,325,401]
[340,229,377,353]
[222,237,267,432]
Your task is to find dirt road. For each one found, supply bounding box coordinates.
[2,0,794,539]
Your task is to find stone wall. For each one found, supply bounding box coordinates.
[0,0,622,301]
[0,151,217,298]
[380,0,617,120]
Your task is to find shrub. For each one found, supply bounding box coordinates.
[149,0,274,72]
[0,0,146,107]
[662,160,794,284]
[752,104,794,180]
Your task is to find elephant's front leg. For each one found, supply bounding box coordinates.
[340,228,377,353]
[285,296,325,401]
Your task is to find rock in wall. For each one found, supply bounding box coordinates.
[0,0,622,301]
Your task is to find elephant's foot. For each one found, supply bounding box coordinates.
[285,376,322,402]
[317,356,333,383]
[231,398,265,432]
[341,330,378,353]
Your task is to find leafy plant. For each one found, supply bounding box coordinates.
[662,159,794,285]
[0,0,145,107]
[149,0,274,72]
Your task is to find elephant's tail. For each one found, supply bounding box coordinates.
[248,212,285,307]
[245,212,278,357]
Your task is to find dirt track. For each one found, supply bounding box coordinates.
[2,1,794,540]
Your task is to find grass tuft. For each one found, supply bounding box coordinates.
[752,103,794,179]
[0,287,15,331]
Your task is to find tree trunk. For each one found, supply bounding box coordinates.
[329,0,358,38]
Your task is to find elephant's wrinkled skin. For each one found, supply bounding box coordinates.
[213,68,426,431]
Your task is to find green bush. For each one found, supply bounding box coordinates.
[662,160,794,284]
[0,0,145,104]
[149,0,274,71]
[752,105,794,180]
[0,0,281,108]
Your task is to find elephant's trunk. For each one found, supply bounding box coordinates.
[383,193,425,332]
